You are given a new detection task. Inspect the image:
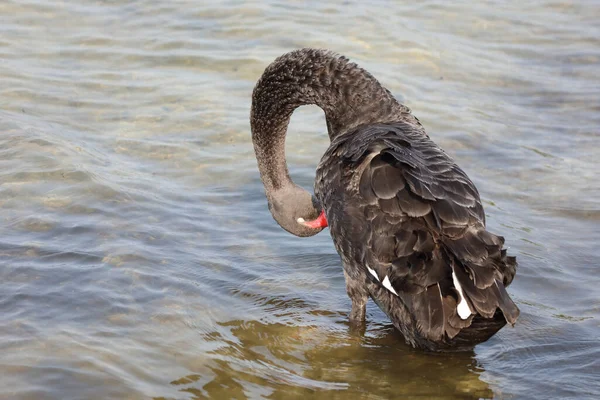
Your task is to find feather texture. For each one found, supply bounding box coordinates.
[315,121,519,347]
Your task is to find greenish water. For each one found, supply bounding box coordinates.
[1,1,599,399]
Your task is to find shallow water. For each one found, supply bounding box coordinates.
[1,1,599,399]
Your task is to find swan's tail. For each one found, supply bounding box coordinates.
[407,228,520,350]
[444,229,520,327]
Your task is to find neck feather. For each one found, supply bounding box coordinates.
[250,48,412,191]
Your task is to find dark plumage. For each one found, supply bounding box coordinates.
[251,49,519,350]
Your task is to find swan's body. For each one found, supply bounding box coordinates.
[251,49,518,350]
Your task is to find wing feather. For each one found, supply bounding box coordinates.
[322,121,519,342]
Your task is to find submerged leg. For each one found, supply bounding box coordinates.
[343,270,369,329]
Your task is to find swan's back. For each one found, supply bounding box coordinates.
[316,121,518,349]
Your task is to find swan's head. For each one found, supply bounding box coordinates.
[267,184,327,237]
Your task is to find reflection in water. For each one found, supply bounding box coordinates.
[167,319,492,399]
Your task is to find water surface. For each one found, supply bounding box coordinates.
[1,1,599,399]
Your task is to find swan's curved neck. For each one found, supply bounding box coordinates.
[251,48,410,191]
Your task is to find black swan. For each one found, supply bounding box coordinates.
[250,49,519,350]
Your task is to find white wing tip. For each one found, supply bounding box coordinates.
[382,275,399,296]
[457,299,472,319]
[367,266,380,281]
[452,271,472,320]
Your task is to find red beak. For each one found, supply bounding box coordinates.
[298,210,328,229]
